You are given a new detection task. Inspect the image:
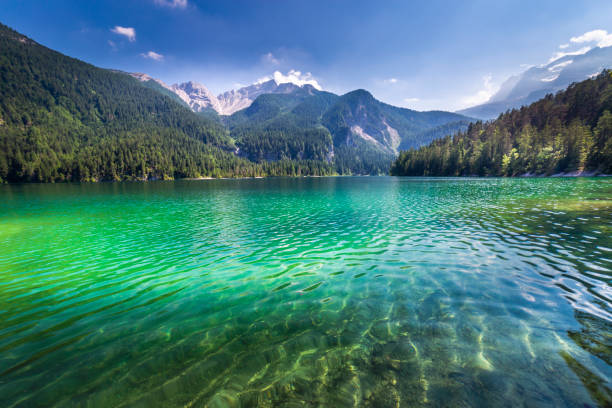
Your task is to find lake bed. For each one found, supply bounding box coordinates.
[0,177,610,407]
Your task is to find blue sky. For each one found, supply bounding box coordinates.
[2,0,612,111]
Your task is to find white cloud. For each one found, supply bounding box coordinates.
[110,26,136,42]
[108,40,117,50]
[262,52,280,65]
[547,29,612,63]
[570,29,612,47]
[255,75,272,84]
[541,75,559,82]
[548,46,592,63]
[403,97,420,104]
[141,51,164,61]
[154,0,188,8]
[272,70,322,90]
[548,60,573,72]
[384,78,398,84]
[460,74,497,108]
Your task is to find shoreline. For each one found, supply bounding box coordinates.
[519,170,611,178]
[1,173,610,184]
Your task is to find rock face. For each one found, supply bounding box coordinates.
[321,89,470,154]
[127,71,470,157]
[459,46,612,120]
[216,80,302,115]
[171,81,221,113]
[132,77,310,115]
[329,90,402,154]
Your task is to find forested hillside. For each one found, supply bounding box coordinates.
[391,71,612,176]
[225,86,471,175]
[0,24,340,181]
[0,22,472,182]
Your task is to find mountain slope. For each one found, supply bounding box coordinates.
[126,72,191,109]
[225,85,330,128]
[223,87,472,174]
[216,80,311,115]
[459,46,612,120]
[0,22,475,180]
[170,81,221,113]
[392,71,612,176]
[225,88,338,165]
[323,89,471,154]
[0,23,296,181]
[160,78,315,116]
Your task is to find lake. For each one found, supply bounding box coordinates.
[0,177,610,407]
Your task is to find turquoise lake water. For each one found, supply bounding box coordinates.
[0,177,610,407]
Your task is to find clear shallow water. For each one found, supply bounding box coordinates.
[0,177,610,407]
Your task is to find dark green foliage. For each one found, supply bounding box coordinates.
[224,88,336,129]
[290,92,340,127]
[333,145,395,175]
[0,22,474,182]
[391,71,612,176]
[225,87,471,175]
[0,23,340,182]
[233,127,333,162]
[0,23,244,182]
[133,77,191,109]
[398,120,471,150]
[323,90,471,150]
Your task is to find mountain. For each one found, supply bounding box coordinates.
[123,64,473,169]
[322,89,471,154]
[217,80,305,115]
[391,71,612,176]
[225,84,330,127]
[224,86,473,174]
[0,22,339,182]
[0,22,474,181]
[126,72,191,109]
[459,46,612,120]
[145,78,310,116]
[170,81,221,113]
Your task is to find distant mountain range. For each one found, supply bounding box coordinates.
[392,70,612,176]
[133,44,612,124]
[130,73,318,116]
[2,20,608,182]
[459,46,612,120]
[227,85,470,153]
[0,22,472,181]
[128,72,472,161]
[218,85,472,173]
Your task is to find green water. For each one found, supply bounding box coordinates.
[0,177,610,407]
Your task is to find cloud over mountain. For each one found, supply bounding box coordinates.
[270,70,322,90]
[571,29,612,48]
[550,29,612,62]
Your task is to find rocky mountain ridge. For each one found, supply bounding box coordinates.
[129,74,313,115]
[459,46,612,119]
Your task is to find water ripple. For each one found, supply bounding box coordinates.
[0,177,610,407]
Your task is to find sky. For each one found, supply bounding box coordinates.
[2,0,612,111]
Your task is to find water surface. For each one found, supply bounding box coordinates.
[0,177,610,407]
